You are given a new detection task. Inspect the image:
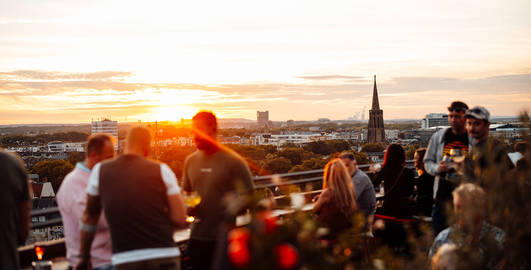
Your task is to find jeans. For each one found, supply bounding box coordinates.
[431,203,448,237]
[188,239,217,270]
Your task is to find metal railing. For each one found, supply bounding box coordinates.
[28,161,414,230]
[22,161,415,267]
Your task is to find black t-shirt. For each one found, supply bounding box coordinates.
[0,151,29,270]
[442,130,469,157]
[183,150,254,241]
[435,129,469,203]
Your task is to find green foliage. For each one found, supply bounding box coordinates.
[158,145,196,179]
[261,157,292,174]
[304,141,334,155]
[230,145,268,162]
[277,148,315,166]
[31,160,74,192]
[404,144,419,160]
[67,152,85,165]
[0,132,88,147]
[289,157,328,172]
[258,145,278,154]
[326,139,352,153]
[361,143,385,153]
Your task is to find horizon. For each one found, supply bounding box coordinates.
[1,0,530,124]
[0,114,523,127]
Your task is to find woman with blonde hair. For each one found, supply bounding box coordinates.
[314,158,357,238]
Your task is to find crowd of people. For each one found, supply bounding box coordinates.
[1,102,529,270]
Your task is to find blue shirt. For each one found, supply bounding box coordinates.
[352,170,376,215]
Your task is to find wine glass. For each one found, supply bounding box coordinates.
[450,148,464,163]
[183,191,201,223]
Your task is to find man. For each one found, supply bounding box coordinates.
[463,106,513,187]
[414,148,434,217]
[57,134,115,270]
[77,127,187,270]
[183,111,254,270]
[0,150,31,270]
[424,101,473,235]
[429,183,504,269]
[339,152,376,230]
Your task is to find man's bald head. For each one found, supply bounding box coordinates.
[125,126,152,156]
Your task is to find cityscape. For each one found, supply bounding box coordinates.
[1,1,530,270]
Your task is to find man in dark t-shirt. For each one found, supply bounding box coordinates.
[424,101,473,235]
[0,150,31,270]
[183,111,254,270]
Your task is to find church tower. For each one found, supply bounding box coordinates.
[367,75,385,143]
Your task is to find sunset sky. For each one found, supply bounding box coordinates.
[1,0,530,124]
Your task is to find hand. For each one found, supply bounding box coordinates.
[311,194,320,203]
[437,161,449,173]
[75,257,92,270]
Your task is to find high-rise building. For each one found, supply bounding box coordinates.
[367,75,385,143]
[257,111,269,127]
[421,113,449,128]
[91,119,118,147]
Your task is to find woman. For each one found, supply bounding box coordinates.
[373,144,415,252]
[314,158,357,238]
[373,143,415,219]
[414,148,434,217]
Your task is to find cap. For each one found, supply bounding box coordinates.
[465,106,490,122]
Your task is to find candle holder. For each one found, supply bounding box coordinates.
[31,260,52,270]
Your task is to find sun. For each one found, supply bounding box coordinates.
[154,106,197,121]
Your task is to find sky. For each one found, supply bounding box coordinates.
[1,0,530,124]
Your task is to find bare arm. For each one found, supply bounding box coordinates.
[168,194,187,227]
[76,194,102,270]
[18,200,31,244]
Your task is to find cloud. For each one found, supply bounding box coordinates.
[1,69,530,123]
[0,70,132,81]
[297,75,366,81]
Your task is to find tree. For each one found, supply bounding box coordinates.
[405,144,419,160]
[289,157,328,172]
[258,145,277,154]
[67,152,85,165]
[230,145,268,162]
[361,143,385,153]
[277,148,315,166]
[158,145,196,179]
[261,157,292,174]
[304,141,334,155]
[326,140,351,153]
[31,160,74,192]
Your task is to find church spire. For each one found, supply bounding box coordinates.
[371,75,380,110]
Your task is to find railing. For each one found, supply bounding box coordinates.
[21,161,414,267]
[28,162,414,230]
